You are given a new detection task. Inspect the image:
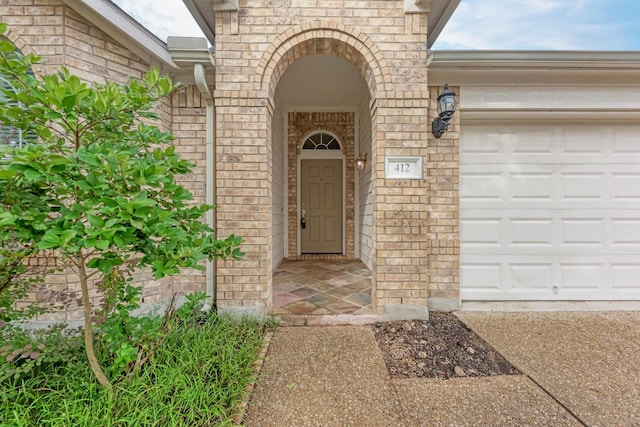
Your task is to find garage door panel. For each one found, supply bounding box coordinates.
[611,264,640,288]
[462,125,640,165]
[612,126,640,155]
[561,218,605,247]
[511,172,554,201]
[464,211,640,255]
[561,131,606,155]
[462,255,640,299]
[462,166,640,210]
[510,218,554,247]
[510,264,553,289]
[561,172,605,201]
[460,172,504,201]
[460,217,502,247]
[461,263,502,289]
[461,123,640,301]
[560,264,604,289]
[612,173,640,200]
[612,218,640,246]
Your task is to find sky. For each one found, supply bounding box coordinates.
[112,0,640,51]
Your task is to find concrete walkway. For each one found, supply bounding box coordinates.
[243,311,640,426]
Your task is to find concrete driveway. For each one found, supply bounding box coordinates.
[243,311,640,426]
[456,311,640,426]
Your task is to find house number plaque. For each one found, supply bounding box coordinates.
[385,156,422,179]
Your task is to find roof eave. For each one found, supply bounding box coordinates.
[183,0,217,46]
[427,0,461,49]
[62,0,178,70]
[429,50,640,86]
[429,50,640,68]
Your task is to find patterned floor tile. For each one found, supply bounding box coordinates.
[289,287,318,298]
[273,259,374,318]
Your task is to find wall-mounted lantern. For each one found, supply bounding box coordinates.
[431,83,457,139]
[355,153,367,171]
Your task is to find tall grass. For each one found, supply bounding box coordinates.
[1,313,272,426]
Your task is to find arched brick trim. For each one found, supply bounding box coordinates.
[1,31,45,75]
[255,22,390,101]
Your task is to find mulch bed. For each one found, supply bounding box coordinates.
[372,312,520,379]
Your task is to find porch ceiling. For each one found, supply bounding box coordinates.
[276,54,369,110]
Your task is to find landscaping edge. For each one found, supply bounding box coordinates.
[232,328,275,426]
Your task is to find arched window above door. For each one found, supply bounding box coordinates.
[303,132,341,150]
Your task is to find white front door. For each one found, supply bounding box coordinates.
[461,123,640,300]
[301,159,343,253]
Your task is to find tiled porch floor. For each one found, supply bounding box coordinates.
[272,259,374,317]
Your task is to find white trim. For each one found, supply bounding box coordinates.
[429,50,640,67]
[462,109,640,124]
[428,50,640,87]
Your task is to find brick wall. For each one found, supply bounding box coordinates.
[0,1,189,321]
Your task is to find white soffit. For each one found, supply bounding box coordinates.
[63,0,178,70]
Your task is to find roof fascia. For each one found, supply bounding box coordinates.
[62,0,178,70]
[427,0,461,49]
[429,50,640,86]
[430,50,640,69]
[183,0,217,46]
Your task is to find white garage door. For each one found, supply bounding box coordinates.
[461,123,640,300]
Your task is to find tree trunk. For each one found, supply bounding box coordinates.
[77,254,112,392]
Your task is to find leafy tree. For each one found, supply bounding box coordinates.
[0,23,242,391]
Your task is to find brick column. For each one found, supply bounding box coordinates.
[214,94,273,314]
[426,85,460,311]
[372,96,431,317]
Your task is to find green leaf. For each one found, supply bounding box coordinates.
[76,151,100,167]
[48,155,69,166]
[60,229,77,246]
[130,219,145,230]
[61,94,77,111]
[86,172,98,187]
[86,258,100,269]
[44,111,62,120]
[0,211,16,227]
[95,240,110,251]
[86,213,104,228]
[37,232,61,250]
